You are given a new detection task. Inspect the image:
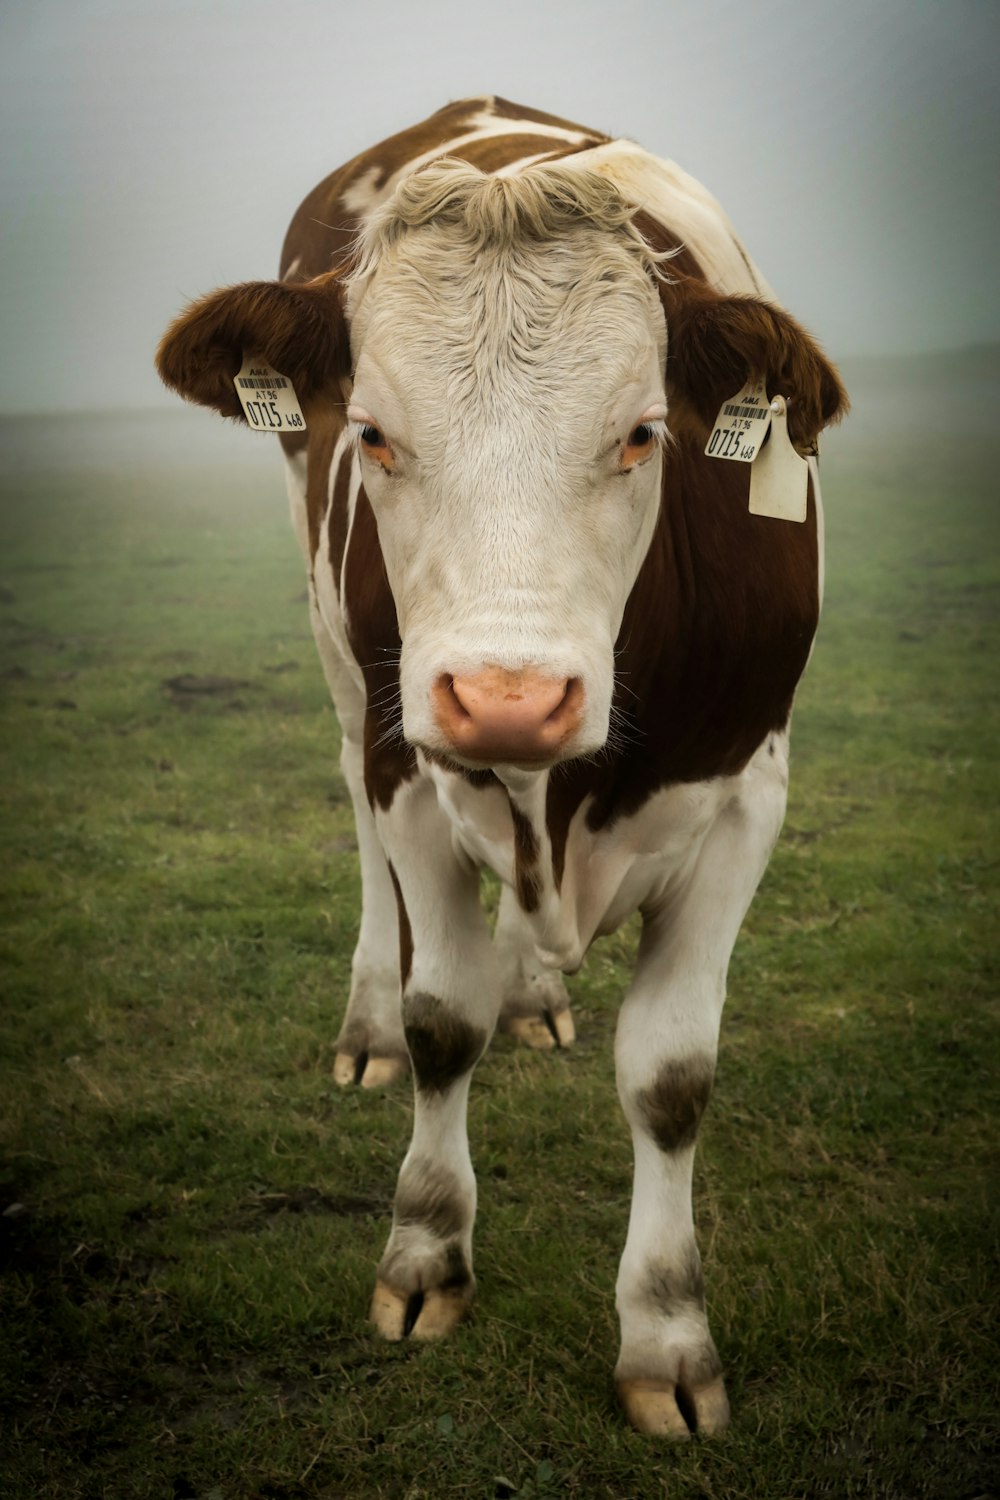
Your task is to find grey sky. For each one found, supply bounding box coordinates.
[2,0,997,412]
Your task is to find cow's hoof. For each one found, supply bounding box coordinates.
[333,1051,409,1088]
[616,1375,730,1438]
[499,1006,575,1051]
[369,1278,472,1341]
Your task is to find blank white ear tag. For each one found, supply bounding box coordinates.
[233,355,307,432]
[748,396,808,523]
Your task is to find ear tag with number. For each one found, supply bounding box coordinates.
[233,355,306,433]
[748,396,808,523]
[704,377,773,463]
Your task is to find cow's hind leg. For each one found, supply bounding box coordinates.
[494,885,574,1050]
[370,777,498,1340]
[614,750,787,1436]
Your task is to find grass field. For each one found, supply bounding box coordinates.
[1,354,998,1499]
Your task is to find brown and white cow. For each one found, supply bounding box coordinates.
[157,96,847,1437]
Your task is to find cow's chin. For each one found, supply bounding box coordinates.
[416,738,592,780]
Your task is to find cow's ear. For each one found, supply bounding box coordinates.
[662,279,848,452]
[156,271,349,421]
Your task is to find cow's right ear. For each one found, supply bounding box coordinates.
[155,271,350,421]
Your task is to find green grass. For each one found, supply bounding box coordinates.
[1,379,998,1500]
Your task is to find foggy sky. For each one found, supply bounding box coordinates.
[2,0,997,413]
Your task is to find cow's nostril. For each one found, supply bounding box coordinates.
[546,677,582,725]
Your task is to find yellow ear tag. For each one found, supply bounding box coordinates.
[704,377,772,462]
[748,396,808,523]
[233,355,306,432]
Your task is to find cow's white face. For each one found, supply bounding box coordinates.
[346,214,667,771]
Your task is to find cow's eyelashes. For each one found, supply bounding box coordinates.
[353,419,396,472]
[620,418,665,471]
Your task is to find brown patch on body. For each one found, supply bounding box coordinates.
[403,993,487,1093]
[450,133,604,175]
[299,400,342,562]
[387,863,413,988]
[339,485,416,811]
[637,1056,715,1152]
[420,749,498,790]
[487,97,607,137]
[278,428,308,460]
[326,442,353,594]
[278,98,497,281]
[509,801,541,914]
[278,97,607,284]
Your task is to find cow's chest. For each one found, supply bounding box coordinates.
[423,756,759,971]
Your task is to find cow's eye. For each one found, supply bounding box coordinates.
[621,422,659,470]
[357,422,395,472]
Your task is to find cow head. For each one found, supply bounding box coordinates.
[157,162,846,775]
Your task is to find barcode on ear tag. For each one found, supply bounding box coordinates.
[704,378,772,462]
[233,355,306,432]
[748,396,808,522]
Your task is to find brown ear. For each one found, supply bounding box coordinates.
[156,271,350,421]
[662,279,848,451]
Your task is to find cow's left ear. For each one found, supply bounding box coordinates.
[156,271,349,422]
[661,279,848,452]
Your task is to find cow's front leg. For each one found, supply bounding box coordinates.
[332,733,409,1086]
[370,777,498,1341]
[614,764,787,1436]
[303,591,407,1089]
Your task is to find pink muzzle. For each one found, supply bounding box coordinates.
[431,665,584,764]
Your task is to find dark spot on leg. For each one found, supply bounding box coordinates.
[440,1241,473,1293]
[394,1160,466,1242]
[637,1056,714,1152]
[403,993,486,1093]
[643,1243,705,1318]
[380,1165,474,1298]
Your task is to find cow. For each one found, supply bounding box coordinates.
[156,96,847,1437]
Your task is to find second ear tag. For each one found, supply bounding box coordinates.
[748,396,809,523]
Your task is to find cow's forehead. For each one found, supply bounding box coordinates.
[348,221,666,433]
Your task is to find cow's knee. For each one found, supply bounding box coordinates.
[403,992,488,1092]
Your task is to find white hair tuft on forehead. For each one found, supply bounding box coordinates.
[347,158,678,285]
